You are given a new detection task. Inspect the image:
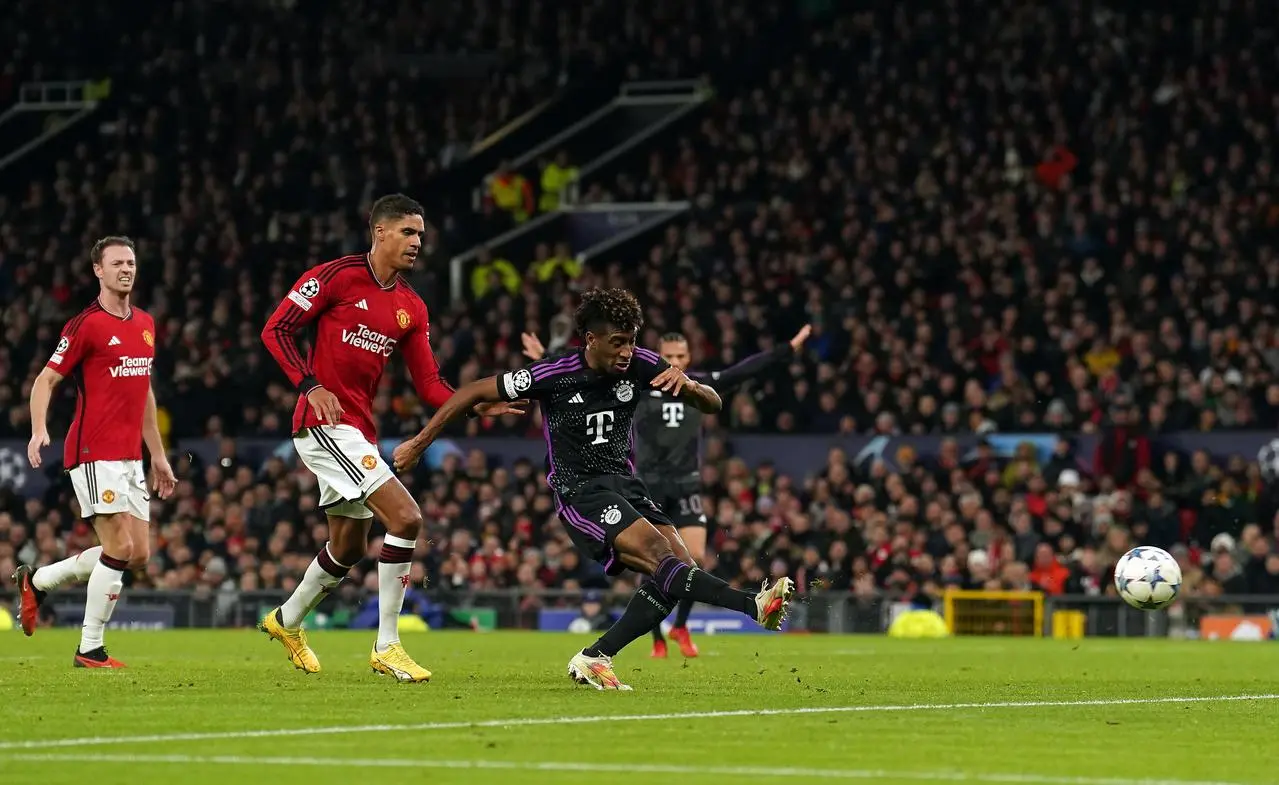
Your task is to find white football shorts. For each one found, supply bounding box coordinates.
[69,460,151,521]
[293,424,393,519]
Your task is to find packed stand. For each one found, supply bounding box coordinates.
[4,0,1279,610]
[4,431,1279,626]
[1,0,755,444]
[474,0,1279,438]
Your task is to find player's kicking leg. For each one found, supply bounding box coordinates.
[563,490,793,690]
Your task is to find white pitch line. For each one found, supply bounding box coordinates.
[0,693,1275,752]
[0,754,1258,785]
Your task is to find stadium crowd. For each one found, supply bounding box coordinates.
[3,1,1279,615]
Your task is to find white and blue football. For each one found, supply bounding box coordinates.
[1114,546,1182,611]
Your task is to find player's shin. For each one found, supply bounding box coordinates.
[653,555,757,618]
[280,543,350,628]
[376,533,415,651]
[33,545,103,591]
[585,582,674,658]
[80,552,127,654]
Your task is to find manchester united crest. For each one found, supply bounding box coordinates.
[101,489,116,504]
[361,455,377,470]
[396,309,411,329]
[142,330,154,347]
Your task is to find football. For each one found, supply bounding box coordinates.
[1114,546,1182,610]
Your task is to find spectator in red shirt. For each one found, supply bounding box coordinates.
[1029,543,1071,595]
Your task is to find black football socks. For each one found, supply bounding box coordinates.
[653,555,756,618]
[586,582,673,658]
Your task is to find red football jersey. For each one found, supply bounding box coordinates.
[46,301,156,468]
[261,254,455,444]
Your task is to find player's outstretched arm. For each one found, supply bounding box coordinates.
[690,325,811,390]
[680,378,722,414]
[27,367,63,468]
[393,376,509,472]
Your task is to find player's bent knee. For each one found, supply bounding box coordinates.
[615,518,680,574]
[327,517,370,565]
[127,547,150,570]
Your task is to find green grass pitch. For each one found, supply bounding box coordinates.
[0,630,1275,785]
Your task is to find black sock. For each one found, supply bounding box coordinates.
[584,582,674,658]
[653,555,757,620]
[651,624,666,643]
[673,596,694,628]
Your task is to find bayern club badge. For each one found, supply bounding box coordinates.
[614,380,634,402]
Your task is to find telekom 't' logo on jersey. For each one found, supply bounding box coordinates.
[111,357,153,378]
[342,324,398,357]
[586,410,615,445]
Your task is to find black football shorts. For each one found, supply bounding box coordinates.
[555,475,674,575]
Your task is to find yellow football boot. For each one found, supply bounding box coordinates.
[370,642,432,683]
[259,607,321,674]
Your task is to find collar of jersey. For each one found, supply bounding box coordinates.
[364,253,398,291]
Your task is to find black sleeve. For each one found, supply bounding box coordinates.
[688,345,791,390]
[496,354,579,402]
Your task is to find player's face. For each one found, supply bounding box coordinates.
[587,326,637,374]
[94,247,137,295]
[375,214,427,271]
[659,339,691,371]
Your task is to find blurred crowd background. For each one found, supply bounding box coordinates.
[2,0,1279,618]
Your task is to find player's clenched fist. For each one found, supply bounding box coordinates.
[27,430,50,468]
[307,386,344,427]
[391,437,427,473]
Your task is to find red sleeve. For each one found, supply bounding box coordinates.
[400,302,455,410]
[46,313,93,374]
[260,268,336,394]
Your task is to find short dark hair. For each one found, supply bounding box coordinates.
[369,194,425,229]
[575,288,643,337]
[91,236,135,267]
[660,332,688,344]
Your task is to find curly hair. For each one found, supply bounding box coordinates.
[575,288,643,337]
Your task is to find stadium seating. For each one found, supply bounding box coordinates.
[1,0,1278,606]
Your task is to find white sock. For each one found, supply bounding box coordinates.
[280,543,350,628]
[33,545,103,591]
[80,555,125,653]
[376,533,416,651]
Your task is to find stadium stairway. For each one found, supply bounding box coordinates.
[445,0,830,305]
[0,81,109,176]
[445,79,713,303]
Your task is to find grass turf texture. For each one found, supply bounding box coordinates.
[0,631,1274,785]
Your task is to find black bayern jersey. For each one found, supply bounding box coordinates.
[497,347,671,496]
[632,345,793,480]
